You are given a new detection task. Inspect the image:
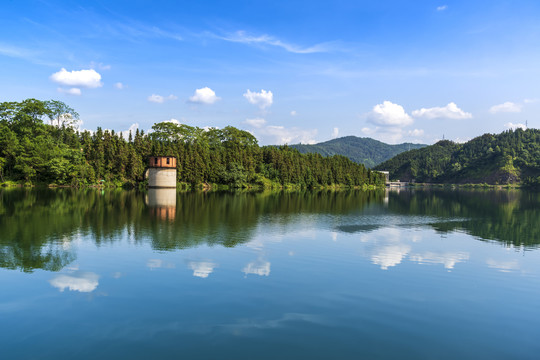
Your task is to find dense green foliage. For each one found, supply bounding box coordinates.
[0,99,383,188]
[290,136,426,168]
[374,129,540,186]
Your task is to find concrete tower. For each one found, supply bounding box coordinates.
[147,156,177,188]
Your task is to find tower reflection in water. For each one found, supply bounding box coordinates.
[145,188,177,221]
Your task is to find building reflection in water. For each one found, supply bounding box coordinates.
[145,188,177,221]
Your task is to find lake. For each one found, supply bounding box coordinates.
[1,188,539,359]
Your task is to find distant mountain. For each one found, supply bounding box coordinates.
[290,136,426,168]
[374,128,540,186]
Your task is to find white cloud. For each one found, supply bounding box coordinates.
[453,137,471,144]
[524,98,539,104]
[148,94,177,103]
[57,87,81,96]
[489,101,522,114]
[361,127,373,135]
[49,271,99,293]
[188,261,217,278]
[367,101,413,126]
[243,259,271,276]
[362,127,426,144]
[188,87,220,104]
[89,61,111,70]
[412,102,472,119]
[52,114,82,129]
[290,110,297,116]
[148,94,164,103]
[114,82,124,89]
[217,30,336,54]
[165,118,182,125]
[504,122,527,130]
[332,127,339,138]
[258,125,317,144]
[119,123,139,139]
[361,126,405,144]
[50,68,103,88]
[244,118,267,128]
[437,5,448,11]
[243,89,273,109]
[408,129,424,137]
[0,43,35,59]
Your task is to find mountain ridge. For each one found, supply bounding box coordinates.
[289,136,426,168]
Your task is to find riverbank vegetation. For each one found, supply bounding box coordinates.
[0,99,384,189]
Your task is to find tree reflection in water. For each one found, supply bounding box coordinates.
[0,187,537,272]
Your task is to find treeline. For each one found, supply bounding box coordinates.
[0,99,384,188]
[374,128,540,187]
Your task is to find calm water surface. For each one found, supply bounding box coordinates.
[1,188,539,359]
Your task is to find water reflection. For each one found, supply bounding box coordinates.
[486,258,521,272]
[243,258,271,277]
[145,188,176,221]
[386,189,540,247]
[0,188,538,273]
[49,271,99,293]
[188,261,217,278]
[409,251,470,269]
[147,259,175,270]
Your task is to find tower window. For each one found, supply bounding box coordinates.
[167,157,170,165]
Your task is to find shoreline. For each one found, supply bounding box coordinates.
[0,181,383,192]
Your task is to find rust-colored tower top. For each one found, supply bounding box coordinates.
[148,156,177,168]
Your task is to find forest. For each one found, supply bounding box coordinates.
[0,99,384,189]
[374,128,540,187]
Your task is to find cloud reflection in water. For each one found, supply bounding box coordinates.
[49,271,99,293]
[243,259,271,276]
[188,261,217,278]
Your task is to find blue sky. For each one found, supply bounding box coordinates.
[1,0,539,144]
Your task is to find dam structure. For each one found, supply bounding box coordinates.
[147,156,177,188]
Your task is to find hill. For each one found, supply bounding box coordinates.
[374,128,540,186]
[290,136,426,168]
